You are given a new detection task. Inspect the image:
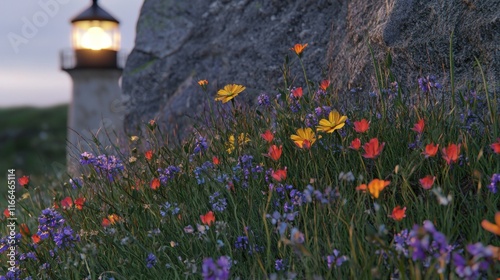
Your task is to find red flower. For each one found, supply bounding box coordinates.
[292,87,303,98]
[412,119,425,134]
[442,143,461,165]
[390,206,407,221]
[349,138,361,150]
[266,145,283,161]
[200,211,215,226]
[75,197,86,210]
[212,156,220,165]
[353,119,370,133]
[102,218,111,228]
[422,143,439,158]
[61,197,73,210]
[3,208,10,218]
[419,175,435,190]
[271,168,287,182]
[18,175,29,187]
[362,138,385,159]
[261,130,274,143]
[31,234,41,244]
[491,138,500,154]
[145,150,153,161]
[20,223,31,237]
[150,178,161,190]
[319,80,330,91]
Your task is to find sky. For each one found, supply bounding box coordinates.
[0,0,144,108]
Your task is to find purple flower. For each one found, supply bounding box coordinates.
[202,256,231,280]
[234,236,249,250]
[79,152,95,165]
[326,249,348,268]
[53,226,80,248]
[487,173,499,194]
[275,259,286,271]
[209,192,227,212]
[146,253,157,268]
[193,136,209,154]
[257,93,271,108]
[37,208,65,239]
[157,166,181,185]
[452,243,494,280]
[69,177,83,189]
[418,75,442,92]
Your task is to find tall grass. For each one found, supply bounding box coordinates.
[1,45,499,280]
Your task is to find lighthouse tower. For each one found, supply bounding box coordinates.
[60,0,124,174]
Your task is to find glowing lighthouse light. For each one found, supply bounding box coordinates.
[81,26,113,50]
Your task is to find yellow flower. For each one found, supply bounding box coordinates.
[226,133,250,153]
[215,84,246,103]
[316,110,347,133]
[290,128,318,149]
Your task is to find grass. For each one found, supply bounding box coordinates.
[0,46,499,280]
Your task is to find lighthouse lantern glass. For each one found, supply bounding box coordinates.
[72,20,120,51]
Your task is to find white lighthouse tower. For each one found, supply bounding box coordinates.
[61,0,124,174]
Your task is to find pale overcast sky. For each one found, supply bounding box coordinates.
[0,0,143,108]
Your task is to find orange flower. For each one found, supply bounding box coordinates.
[3,208,10,218]
[362,138,385,159]
[61,197,73,210]
[390,206,407,221]
[350,138,361,150]
[20,223,31,237]
[75,197,86,210]
[102,218,111,227]
[18,175,29,187]
[367,179,390,199]
[491,138,500,154]
[442,143,461,165]
[212,156,220,165]
[319,80,330,91]
[412,119,425,134]
[291,87,303,98]
[150,178,161,190]
[423,143,439,158]
[145,150,153,161]
[481,212,500,235]
[419,175,435,190]
[31,234,41,244]
[266,145,283,161]
[108,214,120,225]
[198,79,208,87]
[290,43,308,56]
[271,168,287,182]
[353,119,370,133]
[355,184,367,192]
[200,211,215,226]
[261,130,274,143]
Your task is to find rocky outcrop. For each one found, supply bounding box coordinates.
[122,0,499,139]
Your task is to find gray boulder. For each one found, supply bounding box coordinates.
[122,0,499,139]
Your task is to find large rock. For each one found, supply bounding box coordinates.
[122,0,499,139]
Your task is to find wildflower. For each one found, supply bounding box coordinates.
[290,43,308,56]
[266,145,282,161]
[31,234,41,244]
[145,253,157,268]
[488,173,499,193]
[108,214,120,225]
[201,211,215,226]
[234,236,249,250]
[491,138,500,154]
[147,119,157,131]
[319,80,330,91]
[350,138,361,150]
[202,256,231,280]
[257,93,271,107]
[291,127,318,149]
[53,226,80,248]
[418,75,441,92]
[157,166,181,185]
[419,175,436,190]
[442,143,461,165]
[326,249,348,268]
[353,119,370,133]
[3,208,10,218]
[291,87,303,99]
[198,79,208,90]
[101,218,111,227]
[261,130,274,143]
[69,177,83,189]
[390,206,407,221]
[362,138,385,159]
[20,224,30,237]
[212,156,220,165]
[18,175,29,187]
[193,136,209,154]
[209,192,227,212]
[271,168,287,182]
[453,243,497,279]
[275,259,286,271]
[226,133,250,153]
[367,179,390,199]
[74,197,85,210]
[215,84,246,103]
[411,119,425,134]
[80,152,95,165]
[144,150,153,161]
[281,228,311,256]
[150,178,160,190]
[61,197,73,210]
[316,110,347,134]
[481,212,500,235]
[423,143,439,158]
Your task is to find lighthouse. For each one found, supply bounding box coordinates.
[60,0,125,174]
